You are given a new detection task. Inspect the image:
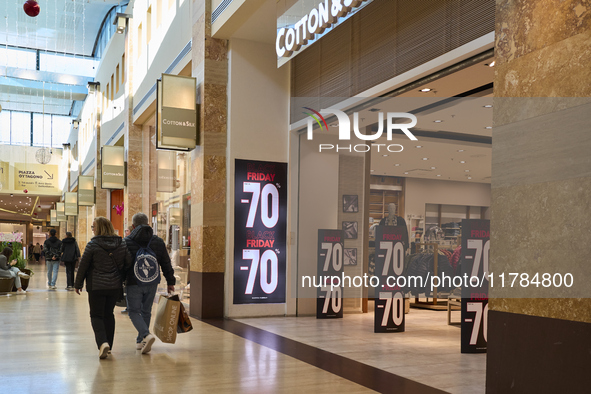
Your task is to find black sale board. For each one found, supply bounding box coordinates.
[316,229,344,319]
[460,219,490,353]
[234,159,287,304]
[374,226,406,333]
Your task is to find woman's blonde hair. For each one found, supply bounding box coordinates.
[93,216,116,236]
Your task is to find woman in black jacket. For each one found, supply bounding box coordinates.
[75,217,133,359]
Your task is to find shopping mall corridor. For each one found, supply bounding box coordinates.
[0,264,484,394]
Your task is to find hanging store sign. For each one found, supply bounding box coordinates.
[64,192,78,216]
[374,225,406,333]
[316,229,344,319]
[13,163,59,193]
[50,209,58,227]
[276,0,374,66]
[157,150,177,192]
[78,175,95,206]
[460,219,490,353]
[56,202,66,222]
[233,159,288,304]
[0,161,8,189]
[156,74,198,151]
[101,146,125,189]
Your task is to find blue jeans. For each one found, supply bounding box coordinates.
[126,284,159,343]
[47,260,60,287]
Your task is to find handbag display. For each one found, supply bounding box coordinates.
[153,294,181,344]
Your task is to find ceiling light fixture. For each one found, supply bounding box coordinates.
[465,169,470,172]
[436,174,441,177]
[422,158,428,161]
[483,104,493,108]
[430,166,436,170]
[419,88,432,92]
[433,120,443,123]
[404,172,409,175]
[468,176,472,180]
[457,149,464,152]
[485,126,492,129]
[382,154,388,157]
[394,164,400,166]
[416,145,422,148]
[460,160,466,164]
[488,61,495,67]
[114,13,132,34]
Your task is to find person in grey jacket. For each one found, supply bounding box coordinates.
[75,217,133,359]
[61,232,81,291]
[0,247,29,294]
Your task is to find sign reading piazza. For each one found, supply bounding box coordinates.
[13,163,59,193]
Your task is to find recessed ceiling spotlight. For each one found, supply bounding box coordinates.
[468,176,472,180]
[460,160,466,164]
[483,105,493,108]
[419,88,432,92]
[394,164,400,166]
[457,149,465,152]
[465,169,470,172]
[488,61,495,67]
[436,174,441,177]
[382,154,388,157]
[430,166,436,170]
[433,120,443,123]
[404,172,409,175]
[416,145,422,148]
[370,169,374,172]
[485,126,492,129]
[422,158,428,160]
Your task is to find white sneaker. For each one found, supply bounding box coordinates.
[141,334,155,354]
[16,289,26,294]
[136,342,143,350]
[17,272,30,279]
[99,343,110,359]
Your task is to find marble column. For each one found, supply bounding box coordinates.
[95,86,108,219]
[124,25,144,229]
[189,0,228,318]
[487,1,591,392]
[77,206,88,255]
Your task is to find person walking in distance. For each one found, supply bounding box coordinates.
[75,217,133,359]
[125,212,175,354]
[33,243,41,262]
[44,229,63,289]
[61,232,81,291]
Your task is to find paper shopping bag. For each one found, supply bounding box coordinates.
[153,294,181,344]
[177,302,193,334]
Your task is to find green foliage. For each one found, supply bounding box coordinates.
[0,241,29,270]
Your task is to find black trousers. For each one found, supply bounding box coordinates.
[88,289,122,350]
[34,253,40,262]
[64,261,76,288]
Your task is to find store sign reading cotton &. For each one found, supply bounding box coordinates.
[277,0,369,58]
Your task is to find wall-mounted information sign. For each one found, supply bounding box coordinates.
[157,150,177,192]
[374,225,406,333]
[233,159,287,304]
[101,145,125,189]
[78,175,95,206]
[56,202,66,222]
[317,229,344,319]
[461,219,490,353]
[64,192,78,216]
[157,74,198,151]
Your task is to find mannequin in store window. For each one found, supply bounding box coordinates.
[379,203,409,249]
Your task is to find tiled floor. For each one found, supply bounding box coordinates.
[0,264,486,393]
[236,307,486,394]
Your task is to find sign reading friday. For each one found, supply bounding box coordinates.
[13,163,59,193]
[276,0,371,60]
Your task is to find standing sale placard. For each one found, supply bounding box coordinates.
[460,219,490,353]
[316,229,344,319]
[234,159,287,304]
[374,226,406,333]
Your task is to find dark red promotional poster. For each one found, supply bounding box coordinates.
[234,159,288,304]
[374,225,406,333]
[317,229,344,319]
[460,219,490,353]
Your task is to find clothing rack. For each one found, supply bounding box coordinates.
[409,242,448,311]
